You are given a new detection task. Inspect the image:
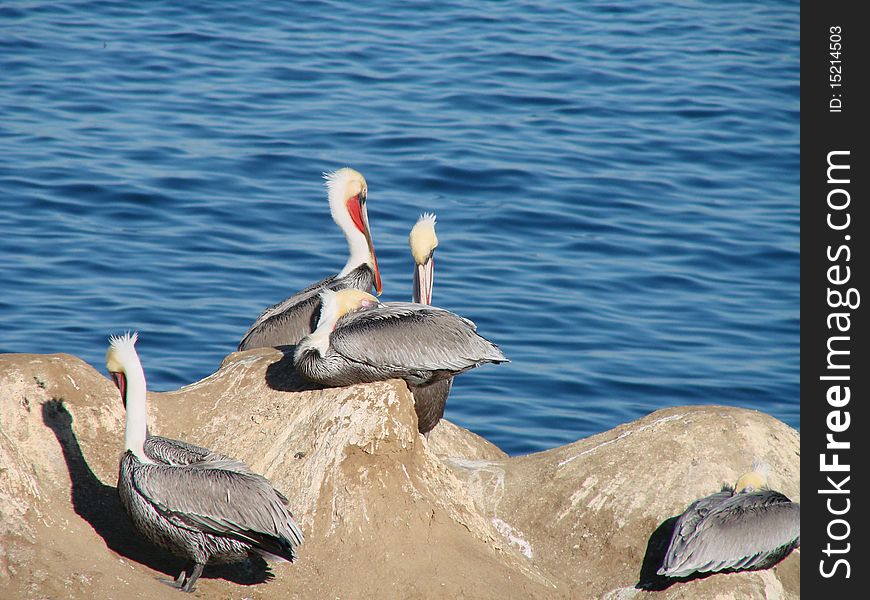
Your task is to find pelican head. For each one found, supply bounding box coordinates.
[324,167,382,295]
[106,331,141,408]
[734,461,770,493]
[318,288,380,328]
[297,288,380,359]
[409,213,437,305]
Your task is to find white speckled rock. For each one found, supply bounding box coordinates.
[1,350,799,599]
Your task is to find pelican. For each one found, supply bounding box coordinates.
[106,350,250,469]
[294,288,507,394]
[410,212,437,305]
[238,167,382,351]
[657,462,800,579]
[407,213,452,435]
[106,332,304,593]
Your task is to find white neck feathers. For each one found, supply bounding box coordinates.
[108,333,153,463]
[297,289,341,358]
[324,168,372,276]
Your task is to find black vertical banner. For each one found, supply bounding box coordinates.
[802,1,869,596]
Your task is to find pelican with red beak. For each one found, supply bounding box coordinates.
[239,168,382,350]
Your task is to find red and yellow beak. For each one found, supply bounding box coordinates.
[346,193,382,295]
[110,371,128,408]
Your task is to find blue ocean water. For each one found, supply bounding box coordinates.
[0,1,799,456]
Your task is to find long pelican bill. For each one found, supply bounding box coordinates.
[237,168,381,351]
[111,371,128,407]
[346,193,382,295]
[413,255,434,305]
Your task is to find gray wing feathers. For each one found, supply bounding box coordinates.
[132,465,304,550]
[673,491,732,539]
[332,304,506,374]
[250,274,337,330]
[144,436,251,473]
[239,265,376,350]
[660,491,799,576]
[238,286,327,350]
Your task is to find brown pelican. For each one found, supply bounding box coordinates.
[410,212,437,305]
[106,332,304,593]
[407,213,452,435]
[238,167,382,351]
[657,462,800,579]
[293,288,507,393]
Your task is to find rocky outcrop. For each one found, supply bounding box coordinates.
[1,349,800,599]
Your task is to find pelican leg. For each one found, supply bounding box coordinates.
[158,568,188,589]
[180,563,205,593]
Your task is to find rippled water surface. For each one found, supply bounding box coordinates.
[0,1,799,455]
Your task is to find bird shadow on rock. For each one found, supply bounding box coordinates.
[264,346,325,393]
[635,516,717,590]
[41,399,274,587]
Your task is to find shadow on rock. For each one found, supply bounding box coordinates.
[41,399,274,587]
[635,516,679,591]
[636,516,720,590]
[264,346,324,393]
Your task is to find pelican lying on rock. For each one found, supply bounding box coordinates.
[238,167,382,351]
[106,332,304,593]
[407,213,453,435]
[294,288,507,393]
[657,462,800,579]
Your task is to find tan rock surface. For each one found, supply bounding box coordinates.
[1,350,799,599]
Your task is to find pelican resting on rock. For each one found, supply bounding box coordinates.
[657,462,800,579]
[106,332,304,593]
[293,288,507,396]
[238,167,382,351]
[407,213,453,435]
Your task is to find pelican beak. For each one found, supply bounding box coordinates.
[347,192,382,296]
[413,254,434,305]
[111,371,128,408]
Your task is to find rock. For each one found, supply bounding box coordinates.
[1,350,800,599]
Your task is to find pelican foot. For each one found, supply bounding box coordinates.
[157,569,187,590]
[180,563,205,593]
[157,565,202,593]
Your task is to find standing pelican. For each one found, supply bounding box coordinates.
[294,288,507,392]
[238,167,382,351]
[407,213,452,435]
[657,462,800,579]
[106,332,304,593]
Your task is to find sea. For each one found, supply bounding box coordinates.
[0,0,799,456]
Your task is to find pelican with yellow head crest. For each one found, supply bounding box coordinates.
[657,461,800,579]
[406,213,453,435]
[293,286,507,404]
[239,167,382,350]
